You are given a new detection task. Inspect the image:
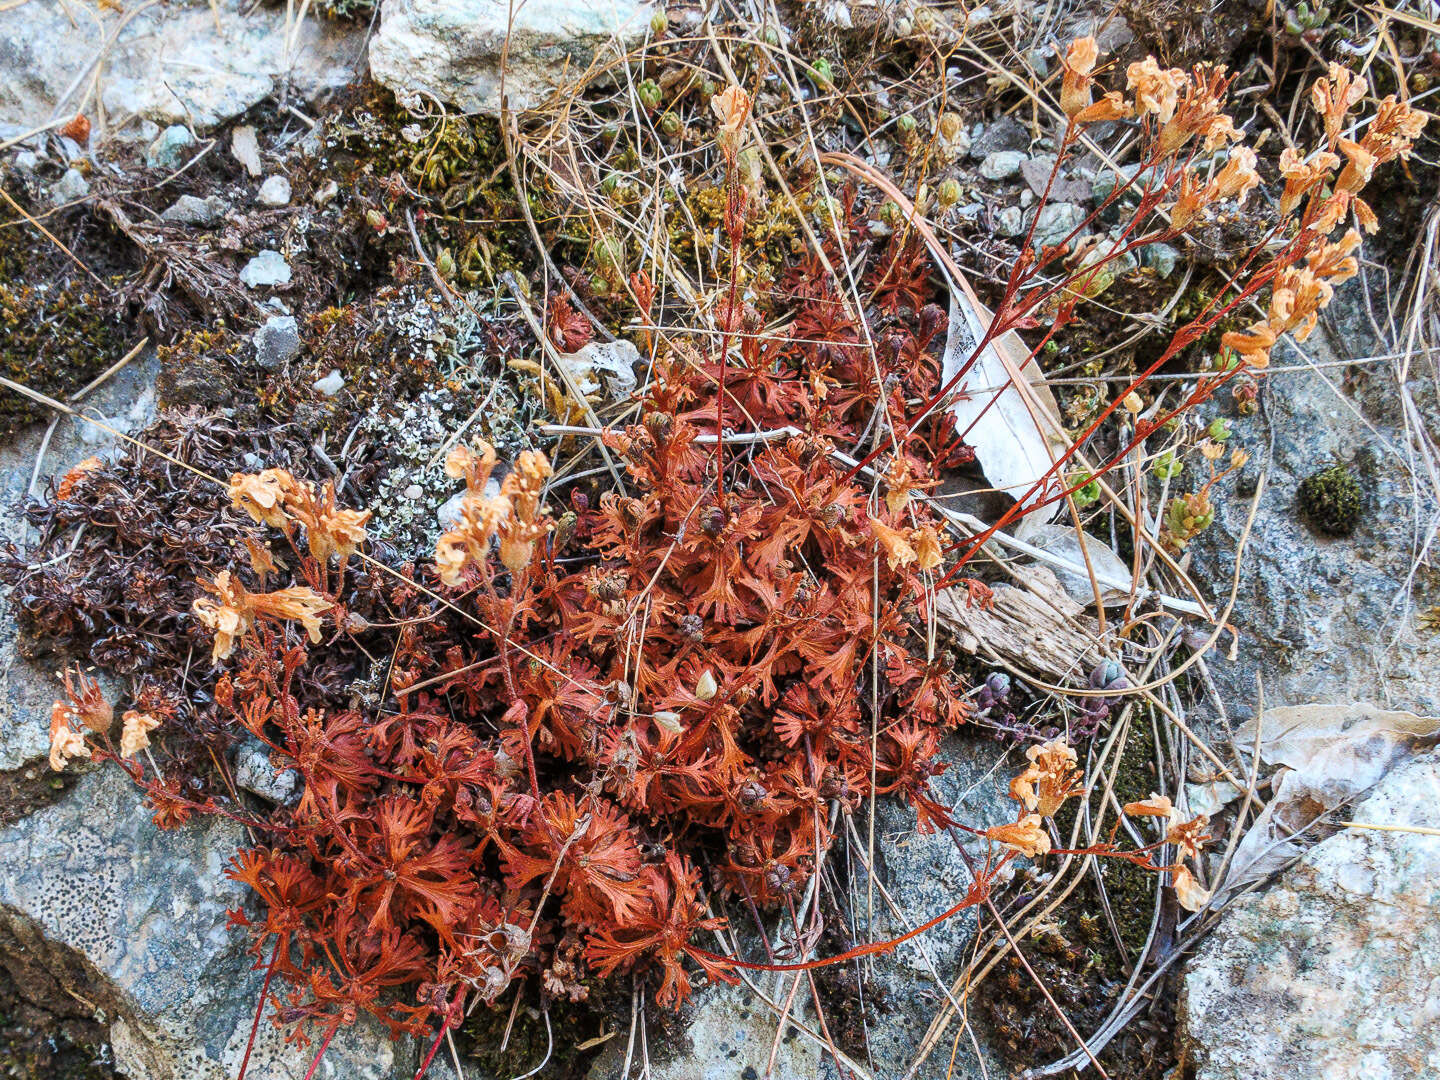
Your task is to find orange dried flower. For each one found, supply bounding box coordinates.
[229,469,296,529]
[1126,57,1186,123]
[1060,36,1100,119]
[1075,91,1131,125]
[56,456,103,499]
[59,113,90,145]
[1171,863,1211,912]
[48,719,90,772]
[870,519,918,570]
[1009,738,1083,817]
[882,457,914,514]
[710,85,752,158]
[987,814,1051,858]
[1123,792,1173,818]
[1166,813,1211,860]
[1157,66,1232,156]
[1311,63,1367,144]
[192,571,330,661]
[1278,147,1339,215]
[57,668,113,734]
[912,526,943,571]
[1221,322,1277,368]
[308,504,371,563]
[1211,146,1259,205]
[1335,138,1376,195]
[120,710,161,758]
[247,586,330,644]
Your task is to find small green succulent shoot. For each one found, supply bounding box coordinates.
[1153,450,1183,480]
[637,79,663,110]
[1214,349,1241,374]
[937,178,962,209]
[1166,491,1214,545]
[660,112,682,136]
[1070,471,1101,507]
[650,8,668,34]
[896,114,918,138]
[594,234,625,275]
[1207,417,1232,442]
[808,57,835,89]
[1284,1,1331,34]
[814,195,843,227]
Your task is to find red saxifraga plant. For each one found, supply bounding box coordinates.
[36,47,1424,1074]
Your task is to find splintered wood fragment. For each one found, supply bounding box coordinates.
[934,565,1101,681]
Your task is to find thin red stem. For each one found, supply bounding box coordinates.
[301,1021,340,1080]
[236,937,283,1080]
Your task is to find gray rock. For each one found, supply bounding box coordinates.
[437,489,470,532]
[11,149,40,174]
[1090,163,1151,203]
[239,250,291,288]
[234,739,298,804]
[257,174,291,207]
[254,314,301,370]
[0,767,396,1079]
[1180,749,1440,1080]
[48,166,89,205]
[967,115,1028,161]
[1030,201,1086,249]
[0,0,364,134]
[160,194,228,227]
[56,134,85,162]
[995,204,1024,237]
[1140,242,1179,278]
[369,0,657,115]
[145,125,195,170]
[1020,155,1092,202]
[588,982,820,1080]
[978,149,1025,180]
[1186,284,1440,716]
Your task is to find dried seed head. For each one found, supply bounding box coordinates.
[699,505,727,537]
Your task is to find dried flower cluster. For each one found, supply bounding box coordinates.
[1218,67,1425,368]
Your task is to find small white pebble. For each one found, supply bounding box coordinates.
[257,175,291,207]
[403,483,424,500]
[313,369,345,397]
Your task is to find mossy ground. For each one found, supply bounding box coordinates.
[0,216,131,434]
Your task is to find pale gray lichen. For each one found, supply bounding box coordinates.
[355,292,537,556]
